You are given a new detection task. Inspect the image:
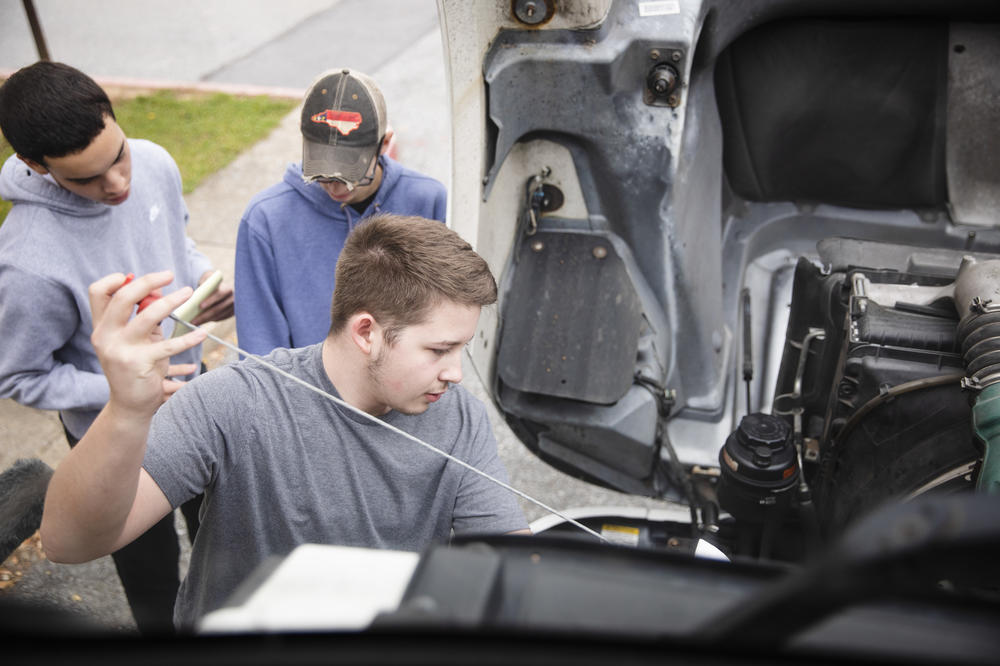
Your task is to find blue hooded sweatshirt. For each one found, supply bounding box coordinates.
[234,156,446,355]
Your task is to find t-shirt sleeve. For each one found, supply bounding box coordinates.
[450,400,529,535]
[143,367,244,508]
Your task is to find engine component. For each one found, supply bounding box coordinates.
[954,257,1000,493]
[716,413,799,523]
[645,63,680,106]
[773,255,982,534]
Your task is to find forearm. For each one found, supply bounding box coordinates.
[40,402,151,562]
[41,271,205,562]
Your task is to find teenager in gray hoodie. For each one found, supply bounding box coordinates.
[0,61,233,634]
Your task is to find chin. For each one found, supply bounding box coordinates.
[394,402,432,416]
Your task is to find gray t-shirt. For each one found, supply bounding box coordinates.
[143,343,527,627]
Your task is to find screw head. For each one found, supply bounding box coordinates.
[515,0,549,25]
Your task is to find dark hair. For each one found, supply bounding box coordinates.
[330,214,497,343]
[0,61,115,164]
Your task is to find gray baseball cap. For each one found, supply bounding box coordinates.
[301,68,387,183]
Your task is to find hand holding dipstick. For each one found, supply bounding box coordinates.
[120,270,223,385]
[90,272,208,414]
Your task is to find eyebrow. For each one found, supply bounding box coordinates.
[432,338,471,348]
[66,139,125,183]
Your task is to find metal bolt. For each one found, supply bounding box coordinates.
[647,64,678,99]
[531,240,545,252]
[667,94,679,107]
[668,537,680,548]
[671,50,682,62]
[649,49,660,60]
[515,0,548,25]
[592,245,608,259]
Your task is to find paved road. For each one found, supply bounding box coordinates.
[1,0,681,633]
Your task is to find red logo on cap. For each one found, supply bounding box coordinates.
[311,109,363,135]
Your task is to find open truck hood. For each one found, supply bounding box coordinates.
[440,0,1000,503]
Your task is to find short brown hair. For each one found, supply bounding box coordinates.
[329,214,497,342]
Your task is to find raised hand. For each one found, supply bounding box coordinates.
[88,271,207,417]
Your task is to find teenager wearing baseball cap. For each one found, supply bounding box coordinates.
[235,68,447,355]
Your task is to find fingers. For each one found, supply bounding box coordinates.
[89,271,203,368]
[157,328,208,359]
[162,360,206,399]
[162,378,187,397]
[90,271,177,330]
[88,272,132,327]
[165,362,199,379]
[190,281,234,326]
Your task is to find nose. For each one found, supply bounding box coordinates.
[103,165,128,194]
[439,353,463,385]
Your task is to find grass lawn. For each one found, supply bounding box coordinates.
[0,88,298,224]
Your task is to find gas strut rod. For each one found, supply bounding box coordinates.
[742,288,753,414]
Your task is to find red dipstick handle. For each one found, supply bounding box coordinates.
[122,273,160,312]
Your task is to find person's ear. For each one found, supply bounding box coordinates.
[17,154,49,175]
[348,312,380,355]
[379,127,395,156]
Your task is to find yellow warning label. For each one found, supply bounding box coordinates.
[601,524,640,547]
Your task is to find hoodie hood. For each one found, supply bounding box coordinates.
[0,153,106,218]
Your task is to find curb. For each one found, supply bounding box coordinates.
[0,69,305,100]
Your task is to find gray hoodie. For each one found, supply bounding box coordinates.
[0,139,213,439]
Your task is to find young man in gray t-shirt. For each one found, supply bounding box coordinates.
[40,214,529,629]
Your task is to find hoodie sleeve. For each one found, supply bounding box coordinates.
[180,196,213,281]
[185,235,214,283]
[156,142,212,283]
[0,267,109,411]
[451,397,529,535]
[234,209,292,355]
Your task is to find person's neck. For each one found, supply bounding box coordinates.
[321,335,386,416]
